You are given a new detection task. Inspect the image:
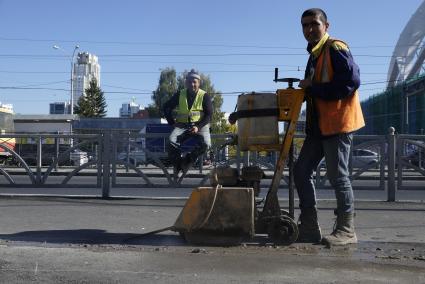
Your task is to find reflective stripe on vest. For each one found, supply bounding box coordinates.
[314,39,365,136]
[176,89,206,123]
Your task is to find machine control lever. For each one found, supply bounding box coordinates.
[273,67,300,89]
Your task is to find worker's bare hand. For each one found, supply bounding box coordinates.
[190,126,199,133]
[299,79,312,89]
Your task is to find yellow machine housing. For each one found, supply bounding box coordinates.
[236,92,279,151]
[174,186,255,245]
[277,88,305,122]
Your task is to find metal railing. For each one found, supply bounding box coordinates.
[0,128,423,201]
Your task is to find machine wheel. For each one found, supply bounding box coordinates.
[267,215,299,245]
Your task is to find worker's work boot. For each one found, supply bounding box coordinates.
[173,158,182,179]
[180,154,196,175]
[322,211,357,247]
[297,207,322,243]
[168,143,182,179]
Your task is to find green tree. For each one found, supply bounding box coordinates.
[177,70,226,134]
[74,78,107,117]
[148,67,178,117]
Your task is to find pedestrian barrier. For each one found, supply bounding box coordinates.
[0,128,423,201]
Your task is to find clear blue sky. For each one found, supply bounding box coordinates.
[0,0,423,116]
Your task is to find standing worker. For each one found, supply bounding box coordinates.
[163,69,212,176]
[295,8,365,246]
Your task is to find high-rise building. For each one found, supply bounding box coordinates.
[72,52,100,109]
[119,98,143,118]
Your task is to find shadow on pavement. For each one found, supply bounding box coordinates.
[0,230,282,247]
[0,229,186,246]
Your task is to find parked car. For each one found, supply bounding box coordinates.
[70,150,89,166]
[406,149,425,168]
[351,149,379,168]
[319,149,379,169]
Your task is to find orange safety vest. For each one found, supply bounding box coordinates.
[314,39,365,136]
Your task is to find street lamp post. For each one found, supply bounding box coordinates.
[53,44,79,114]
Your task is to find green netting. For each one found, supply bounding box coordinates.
[360,75,425,134]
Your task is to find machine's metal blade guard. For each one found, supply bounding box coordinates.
[174,187,255,244]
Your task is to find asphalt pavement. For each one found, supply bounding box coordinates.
[0,195,424,283]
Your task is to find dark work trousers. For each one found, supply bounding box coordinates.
[167,123,210,165]
[294,133,354,213]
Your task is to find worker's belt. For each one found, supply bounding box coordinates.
[228,108,279,124]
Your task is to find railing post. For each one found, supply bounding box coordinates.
[379,139,386,190]
[54,132,59,171]
[36,136,42,184]
[387,127,396,202]
[397,137,404,190]
[244,151,250,167]
[126,131,130,172]
[315,165,321,188]
[96,139,102,188]
[111,134,118,187]
[236,143,241,174]
[199,153,203,174]
[102,130,111,199]
[288,142,295,219]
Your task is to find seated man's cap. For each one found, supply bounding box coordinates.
[187,69,201,81]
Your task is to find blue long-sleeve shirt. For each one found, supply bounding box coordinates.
[304,38,360,137]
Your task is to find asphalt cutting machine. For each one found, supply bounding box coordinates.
[134,69,305,246]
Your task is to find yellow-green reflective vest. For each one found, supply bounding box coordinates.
[176,89,206,123]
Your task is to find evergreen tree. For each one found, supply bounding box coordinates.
[74,79,107,117]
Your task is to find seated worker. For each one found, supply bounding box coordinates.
[162,69,212,176]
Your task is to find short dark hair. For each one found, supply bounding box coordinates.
[301,8,328,23]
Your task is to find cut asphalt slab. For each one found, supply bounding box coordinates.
[0,196,424,283]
